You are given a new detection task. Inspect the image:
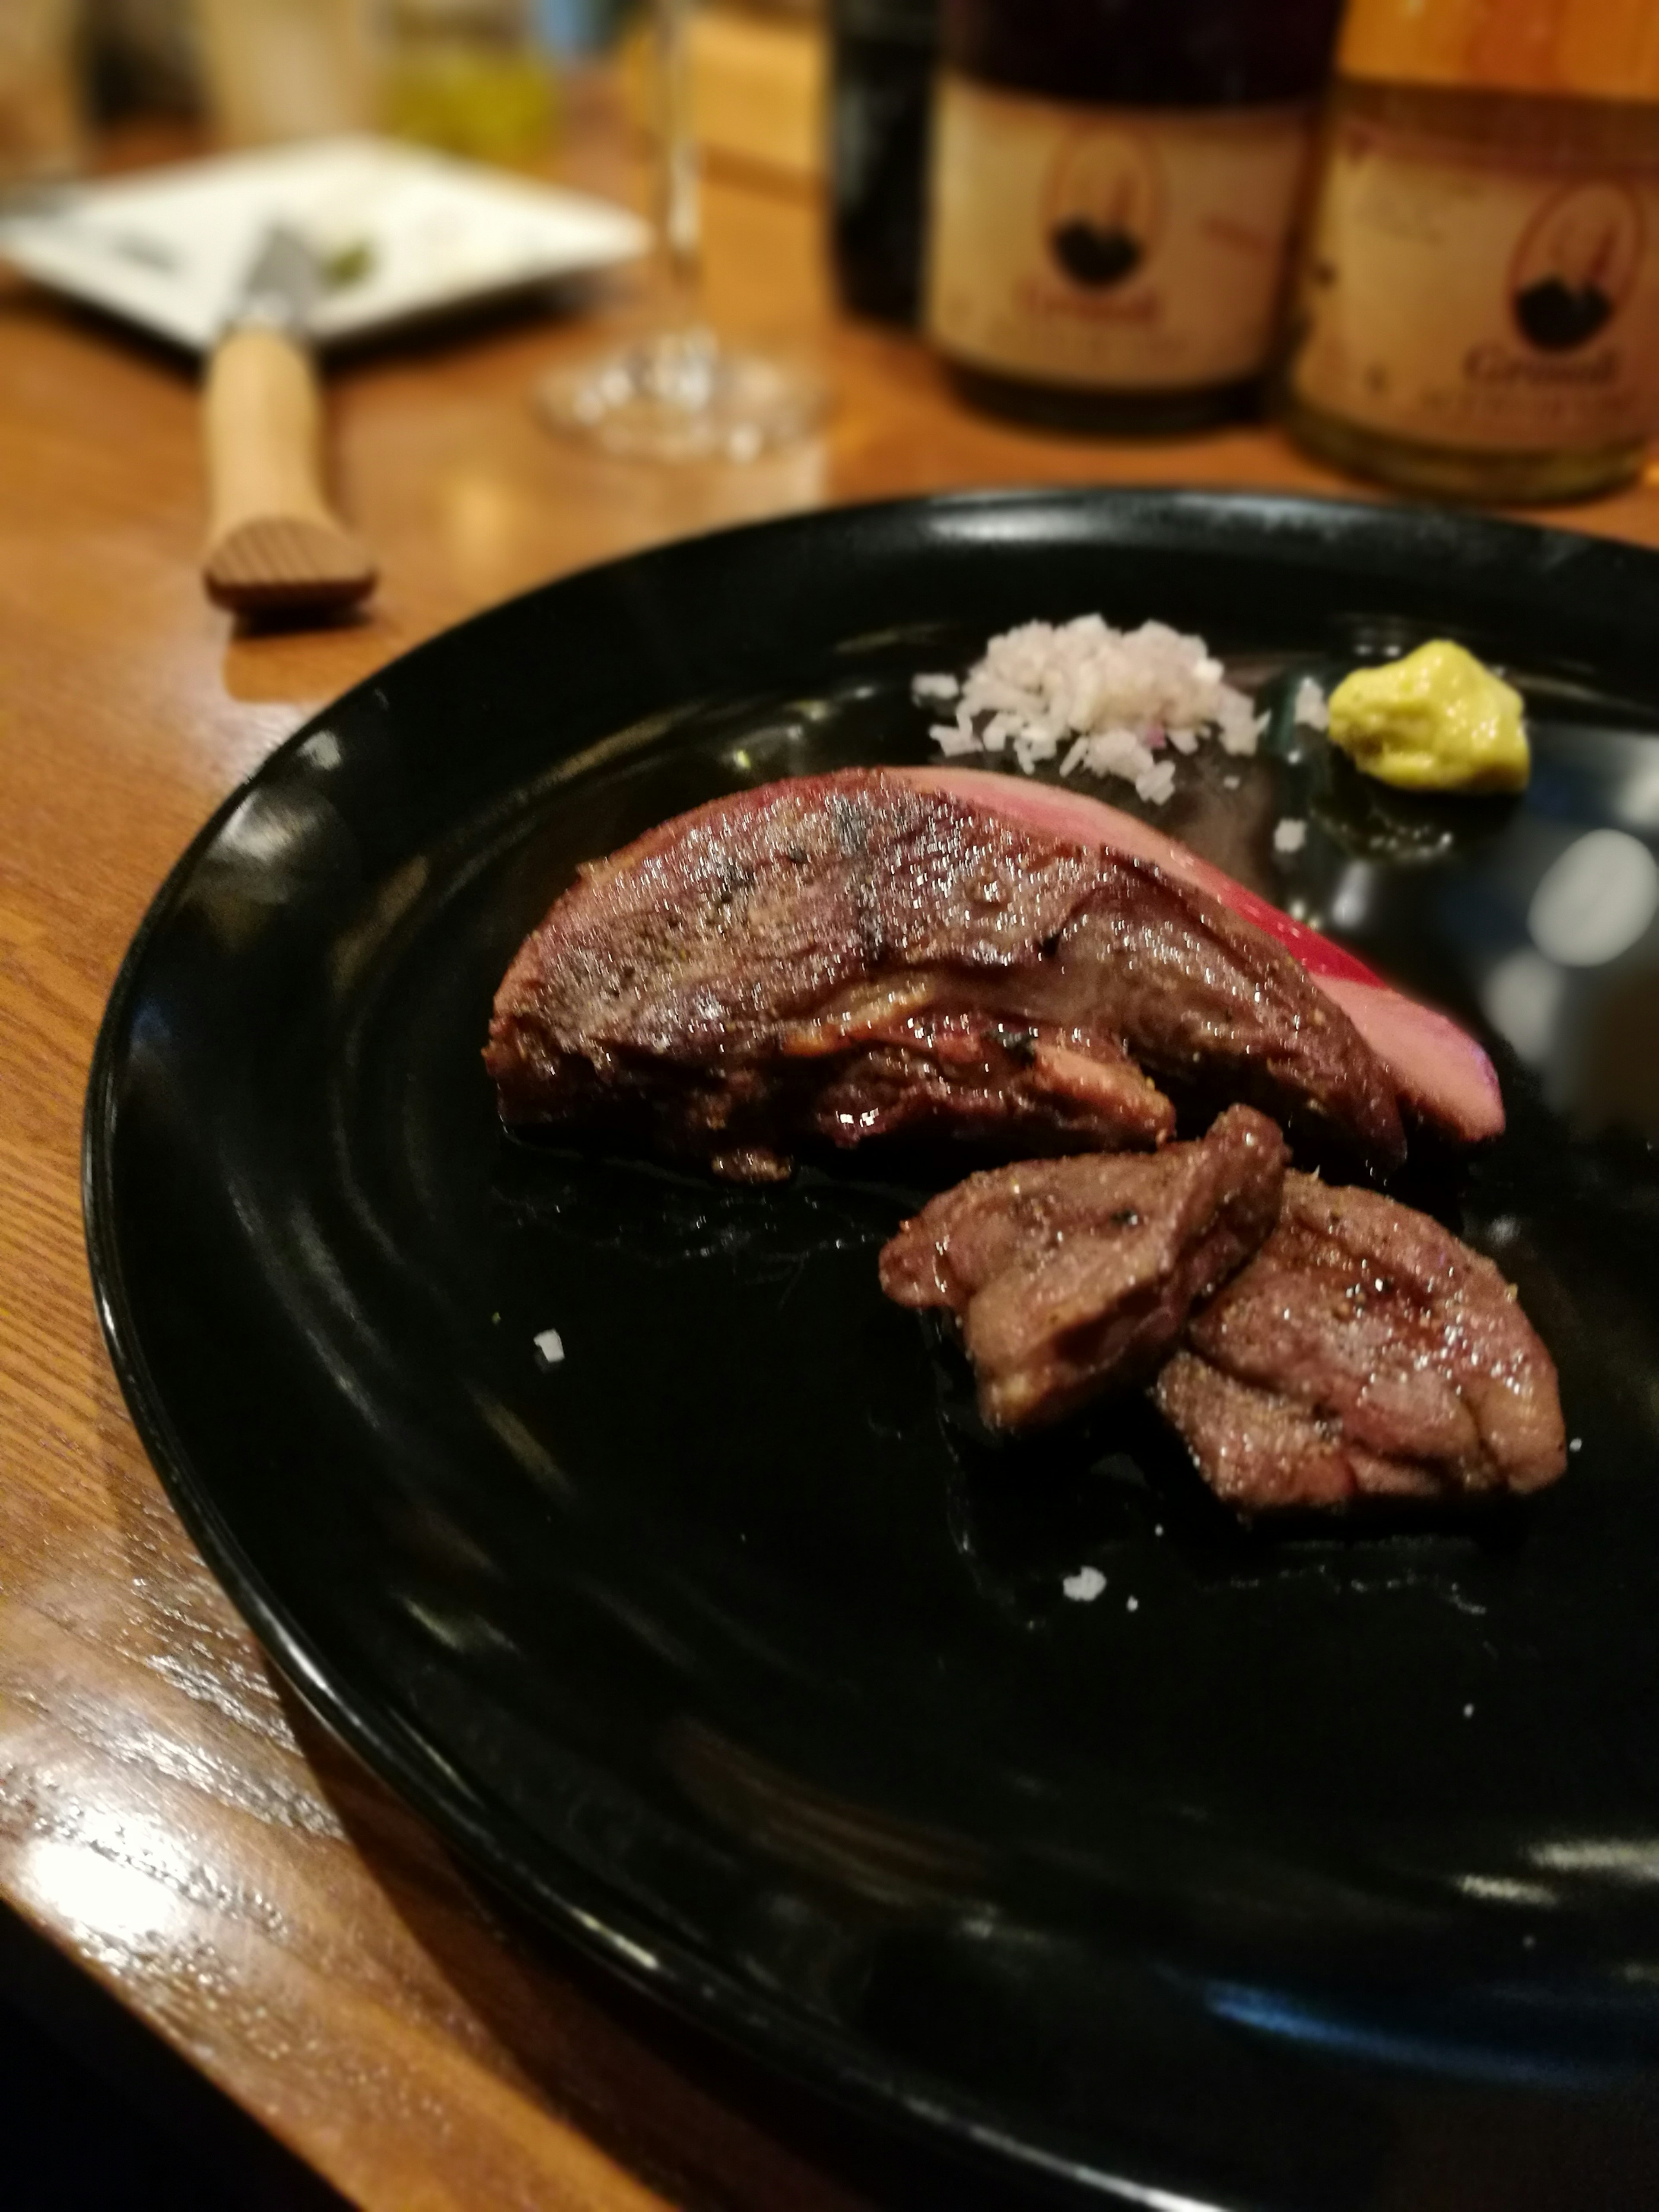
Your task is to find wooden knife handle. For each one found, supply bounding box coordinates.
[202,326,375,614]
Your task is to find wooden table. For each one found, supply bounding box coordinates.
[5,98,1659,2209]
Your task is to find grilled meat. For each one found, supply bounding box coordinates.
[905,766,1506,1144]
[880,1106,1287,1428]
[486,769,1405,1179]
[1154,1174,1567,1509]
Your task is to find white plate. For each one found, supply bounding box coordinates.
[0,135,650,353]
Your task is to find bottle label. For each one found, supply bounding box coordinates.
[1289,110,1659,453]
[925,78,1314,391]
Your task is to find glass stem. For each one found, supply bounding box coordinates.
[655,0,701,322]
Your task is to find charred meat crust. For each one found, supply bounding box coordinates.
[486,769,1405,1178]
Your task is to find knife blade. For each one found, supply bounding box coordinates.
[202,225,375,615]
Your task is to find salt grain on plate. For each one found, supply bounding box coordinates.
[533,1328,565,1366]
[1273,818,1308,855]
[912,672,960,701]
[1136,760,1178,806]
[925,615,1259,805]
[1570,1437,1583,1452]
[1062,1566,1106,1602]
[1294,676,1330,731]
[1125,1595,1139,1613]
[928,721,979,757]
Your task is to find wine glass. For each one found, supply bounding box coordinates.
[537,0,827,461]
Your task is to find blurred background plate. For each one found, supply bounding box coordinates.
[84,489,1659,2209]
[1,132,648,351]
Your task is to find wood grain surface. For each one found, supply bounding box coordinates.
[4,91,1659,2210]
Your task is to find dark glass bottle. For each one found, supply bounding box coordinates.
[926,0,1341,430]
[829,0,940,324]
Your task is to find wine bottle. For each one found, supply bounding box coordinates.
[1281,0,1659,502]
[829,0,940,324]
[925,0,1341,431]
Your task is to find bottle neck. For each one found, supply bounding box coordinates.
[831,0,938,49]
[1337,0,1659,105]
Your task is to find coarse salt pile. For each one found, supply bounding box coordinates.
[914,615,1266,807]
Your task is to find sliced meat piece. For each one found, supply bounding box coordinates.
[487,768,1404,1179]
[903,766,1505,1144]
[1154,1173,1567,1509]
[880,1105,1288,1428]
[1153,1354,1446,1510]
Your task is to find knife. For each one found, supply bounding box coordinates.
[202,225,375,615]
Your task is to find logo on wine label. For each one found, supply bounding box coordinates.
[1043,127,1163,290]
[1289,110,1659,452]
[928,81,1313,390]
[1509,180,1644,352]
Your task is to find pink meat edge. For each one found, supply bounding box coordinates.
[1316,976,1504,1142]
[899,765,1374,980]
[899,764,1505,1142]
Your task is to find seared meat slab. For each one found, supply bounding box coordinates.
[880,1106,1287,1428]
[487,769,1404,1179]
[1155,1174,1567,1509]
[905,767,1506,1144]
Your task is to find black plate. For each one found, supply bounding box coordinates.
[87,493,1659,2209]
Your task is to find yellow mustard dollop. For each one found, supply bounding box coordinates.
[1325,639,1529,793]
